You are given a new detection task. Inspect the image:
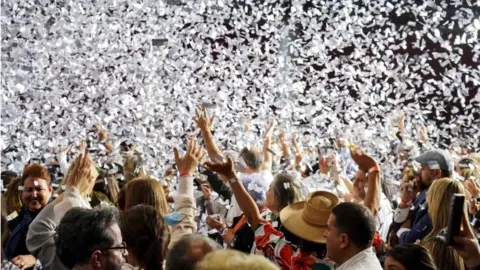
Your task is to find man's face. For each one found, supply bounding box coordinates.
[419,165,440,190]
[100,224,127,270]
[324,214,343,264]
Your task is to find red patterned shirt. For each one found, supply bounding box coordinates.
[253,222,334,270]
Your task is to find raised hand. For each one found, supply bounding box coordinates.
[193,107,215,132]
[465,178,480,198]
[349,146,378,172]
[58,144,73,156]
[206,215,225,230]
[291,133,304,166]
[203,156,236,180]
[418,124,428,143]
[174,137,207,176]
[398,110,405,133]
[201,185,211,199]
[399,180,418,205]
[452,212,480,269]
[243,118,251,132]
[64,141,97,193]
[95,124,108,142]
[265,119,277,138]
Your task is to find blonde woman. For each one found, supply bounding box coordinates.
[456,158,480,211]
[124,176,169,215]
[425,178,471,239]
[422,237,464,270]
[26,142,98,270]
[196,249,278,270]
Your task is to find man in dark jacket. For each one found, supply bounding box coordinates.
[393,149,454,244]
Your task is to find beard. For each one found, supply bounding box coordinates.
[419,180,429,191]
[105,262,123,270]
[104,257,125,270]
[418,174,431,191]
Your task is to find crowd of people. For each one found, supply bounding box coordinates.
[1,108,480,270]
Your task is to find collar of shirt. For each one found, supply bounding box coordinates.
[336,247,382,270]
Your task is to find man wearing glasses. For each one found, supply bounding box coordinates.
[55,207,128,270]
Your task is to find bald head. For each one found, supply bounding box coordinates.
[165,234,221,270]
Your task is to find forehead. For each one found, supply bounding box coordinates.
[106,223,122,245]
[420,164,431,171]
[327,214,336,227]
[23,177,49,187]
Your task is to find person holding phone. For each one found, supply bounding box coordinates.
[393,149,455,244]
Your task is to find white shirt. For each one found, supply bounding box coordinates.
[336,247,382,270]
[225,171,272,225]
[377,194,393,241]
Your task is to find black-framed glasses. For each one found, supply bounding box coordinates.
[101,242,128,256]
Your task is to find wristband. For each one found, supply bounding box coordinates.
[179,173,192,177]
[228,177,238,184]
[368,167,380,173]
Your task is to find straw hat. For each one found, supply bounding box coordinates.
[280,191,339,244]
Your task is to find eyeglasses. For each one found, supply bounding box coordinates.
[101,242,128,256]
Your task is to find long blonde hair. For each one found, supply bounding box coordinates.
[426,178,468,238]
[124,177,169,215]
[422,237,464,270]
[196,249,278,270]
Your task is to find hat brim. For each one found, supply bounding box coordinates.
[414,154,428,165]
[280,201,328,244]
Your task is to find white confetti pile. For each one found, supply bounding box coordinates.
[1,0,479,177]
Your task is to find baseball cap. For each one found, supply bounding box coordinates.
[414,149,454,172]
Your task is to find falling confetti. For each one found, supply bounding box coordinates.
[1,0,479,179]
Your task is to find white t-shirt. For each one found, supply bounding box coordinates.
[377,193,393,241]
[225,171,273,225]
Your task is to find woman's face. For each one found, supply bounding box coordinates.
[265,184,277,214]
[384,256,406,270]
[353,170,367,199]
[22,177,53,212]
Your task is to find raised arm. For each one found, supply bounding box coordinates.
[204,157,262,229]
[170,137,207,248]
[27,142,96,270]
[95,124,113,152]
[350,147,381,216]
[279,132,292,168]
[397,110,405,138]
[328,153,353,194]
[194,108,223,163]
[261,119,277,172]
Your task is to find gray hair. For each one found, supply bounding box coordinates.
[55,206,120,269]
[239,147,264,170]
[165,234,221,270]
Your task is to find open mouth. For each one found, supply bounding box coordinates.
[30,200,40,206]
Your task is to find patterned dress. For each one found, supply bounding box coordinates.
[254,223,334,270]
